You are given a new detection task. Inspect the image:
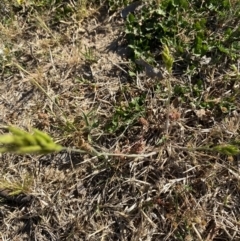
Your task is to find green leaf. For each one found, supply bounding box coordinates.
[127,13,135,23]
[156,8,166,15]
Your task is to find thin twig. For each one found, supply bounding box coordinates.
[66,147,157,158]
[165,76,172,137]
[172,144,212,152]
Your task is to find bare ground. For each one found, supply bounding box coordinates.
[0,2,240,241]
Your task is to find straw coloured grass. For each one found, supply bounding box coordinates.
[0,0,240,240]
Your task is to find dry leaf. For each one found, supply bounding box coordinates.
[195,109,206,119]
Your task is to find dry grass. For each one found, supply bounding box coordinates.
[0,0,240,240]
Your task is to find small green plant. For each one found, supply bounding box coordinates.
[107,96,145,133]
[108,0,132,11]
[0,174,33,196]
[13,0,75,27]
[81,46,97,63]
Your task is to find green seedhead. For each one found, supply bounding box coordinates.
[212,144,240,156]
[0,126,63,154]
[162,44,174,73]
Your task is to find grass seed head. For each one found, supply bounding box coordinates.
[0,126,63,154]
